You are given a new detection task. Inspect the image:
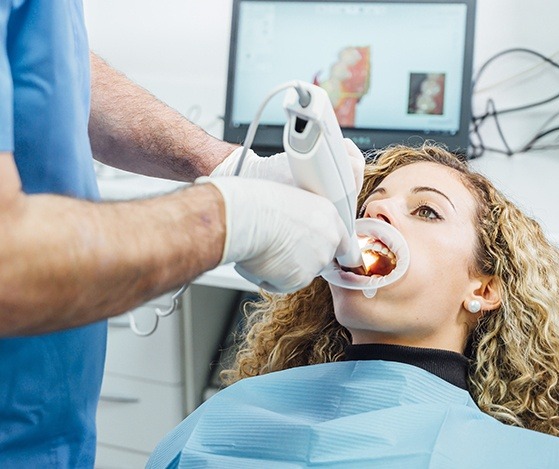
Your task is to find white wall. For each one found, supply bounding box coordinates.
[85,0,233,137]
[84,0,559,238]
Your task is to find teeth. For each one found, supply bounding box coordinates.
[359,236,396,261]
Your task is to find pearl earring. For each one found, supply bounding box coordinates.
[467,300,481,314]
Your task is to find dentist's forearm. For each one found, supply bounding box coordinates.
[0,182,225,336]
[88,52,237,181]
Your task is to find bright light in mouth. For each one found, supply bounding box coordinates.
[344,235,397,277]
[320,218,410,295]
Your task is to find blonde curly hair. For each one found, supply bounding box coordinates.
[222,143,559,436]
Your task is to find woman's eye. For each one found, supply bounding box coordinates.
[412,205,442,220]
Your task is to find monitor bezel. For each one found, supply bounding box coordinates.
[223,0,477,156]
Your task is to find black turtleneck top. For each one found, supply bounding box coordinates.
[343,343,470,391]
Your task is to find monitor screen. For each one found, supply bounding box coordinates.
[224,0,476,156]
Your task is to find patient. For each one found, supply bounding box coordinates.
[149,144,559,468]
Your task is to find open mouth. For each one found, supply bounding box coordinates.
[343,235,397,277]
[321,218,409,293]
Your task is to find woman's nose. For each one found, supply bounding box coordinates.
[363,201,392,224]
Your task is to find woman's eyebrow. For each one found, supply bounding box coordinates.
[412,186,456,211]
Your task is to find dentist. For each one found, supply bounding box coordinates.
[0,2,363,467]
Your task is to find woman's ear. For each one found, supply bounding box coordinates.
[464,276,502,315]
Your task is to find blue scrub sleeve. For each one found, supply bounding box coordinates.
[0,2,14,152]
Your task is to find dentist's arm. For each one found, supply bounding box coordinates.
[0,151,225,336]
[0,152,349,336]
[88,52,238,180]
[88,53,365,187]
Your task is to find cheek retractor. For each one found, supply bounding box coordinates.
[321,218,410,298]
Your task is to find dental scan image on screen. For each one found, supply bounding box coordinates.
[230,2,468,136]
[315,45,372,127]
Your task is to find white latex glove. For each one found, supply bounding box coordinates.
[211,139,365,194]
[210,147,294,185]
[197,176,351,293]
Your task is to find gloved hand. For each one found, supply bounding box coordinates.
[211,147,294,185]
[211,139,365,194]
[196,176,351,293]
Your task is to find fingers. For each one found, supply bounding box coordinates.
[207,175,354,293]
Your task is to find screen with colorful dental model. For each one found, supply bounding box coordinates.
[224,0,476,156]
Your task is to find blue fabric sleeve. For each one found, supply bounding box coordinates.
[0,1,13,151]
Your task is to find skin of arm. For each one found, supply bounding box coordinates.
[88,52,238,180]
[0,151,225,336]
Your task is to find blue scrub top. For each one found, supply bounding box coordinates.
[0,1,107,467]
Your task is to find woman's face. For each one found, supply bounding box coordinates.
[330,161,481,352]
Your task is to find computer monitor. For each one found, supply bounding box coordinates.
[223,0,476,156]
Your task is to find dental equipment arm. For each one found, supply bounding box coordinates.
[283,83,364,269]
